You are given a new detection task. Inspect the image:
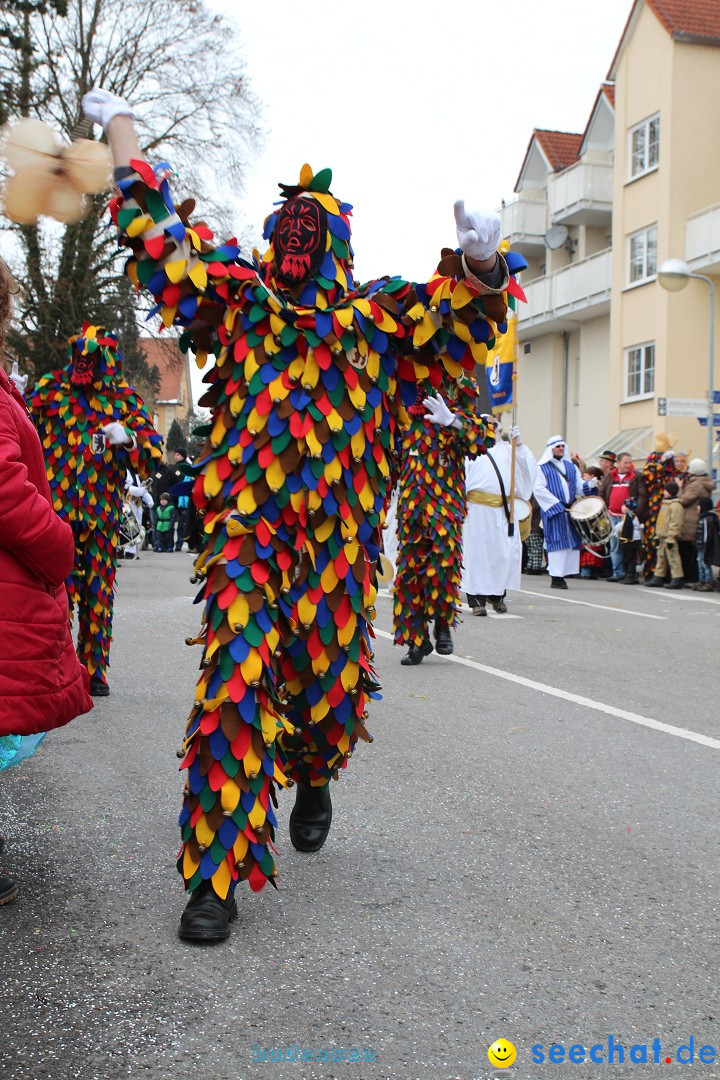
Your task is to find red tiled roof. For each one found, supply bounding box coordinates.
[534,130,583,171]
[602,83,615,106]
[649,0,720,39]
[609,0,720,76]
[514,129,582,191]
[138,337,187,404]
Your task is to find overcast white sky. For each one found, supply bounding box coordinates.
[191,0,634,406]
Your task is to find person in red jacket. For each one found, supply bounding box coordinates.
[0,261,93,907]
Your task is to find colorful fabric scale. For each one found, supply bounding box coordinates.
[28,326,162,680]
[110,160,525,899]
[393,375,489,646]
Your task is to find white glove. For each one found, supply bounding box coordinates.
[101,421,131,447]
[510,425,522,445]
[585,477,599,491]
[661,449,674,462]
[82,87,135,129]
[454,200,502,262]
[423,394,457,428]
[10,361,28,395]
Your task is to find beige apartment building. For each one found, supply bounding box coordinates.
[499,0,720,466]
[138,336,193,442]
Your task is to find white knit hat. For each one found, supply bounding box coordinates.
[688,458,708,475]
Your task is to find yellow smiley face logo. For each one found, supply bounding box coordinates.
[488,1039,517,1068]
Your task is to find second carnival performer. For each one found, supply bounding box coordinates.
[393,373,489,665]
[82,87,526,942]
[461,420,537,614]
[19,326,163,694]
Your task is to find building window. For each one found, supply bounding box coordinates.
[628,225,657,285]
[625,342,655,399]
[629,114,659,178]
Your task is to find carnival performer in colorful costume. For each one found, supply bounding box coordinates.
[642,435,678,579]
[393,374,488,665]
[83,87,527,942]
[25,325,163,695]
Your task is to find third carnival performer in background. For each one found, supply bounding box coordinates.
[83,86,526,942]
[393,373,490,665]
[19,326,162,695]
[462,419,537,615]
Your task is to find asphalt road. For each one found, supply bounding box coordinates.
[1,554,718,1080]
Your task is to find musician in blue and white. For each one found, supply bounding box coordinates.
[534,435,598,589]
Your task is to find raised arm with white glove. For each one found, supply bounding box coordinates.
[422,394,463,431]
[82,88,135,129]
[9,361,28,396]
[453,201,502,264]
[82,87,140,168]
[510,425,522,445]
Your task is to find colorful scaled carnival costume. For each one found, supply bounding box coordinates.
[98,116,525,935]
[27,327,162,692]
[393,373,489,663]
[642,436,678,578]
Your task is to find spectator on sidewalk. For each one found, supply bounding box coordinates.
[646,481,684,589]
[599,452,648,582]
[154,492,177,552]
[678,458,714,585]
[693,496,719,591]
[615,497,643,585]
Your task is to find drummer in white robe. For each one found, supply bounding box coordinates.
[461,422,537,615]
[534,435,597,589]
[123,468,154,559]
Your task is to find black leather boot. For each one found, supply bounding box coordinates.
[400,638,433,665]
[0,874,18,907]
[89,675,110,697]
[434,619,453,655]
[550,576,568,589]
[178,880,238,942]
[289,783,333,852]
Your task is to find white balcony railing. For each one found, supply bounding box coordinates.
[548,161,613,225]
[519,248,612,330]
[498,196,547,250]
[686,202,720,274]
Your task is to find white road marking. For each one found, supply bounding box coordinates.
[642,589,720,607]
[516,587,666,620]
[374,629,720,751]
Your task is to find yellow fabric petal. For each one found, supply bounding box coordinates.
[165,258,187,284]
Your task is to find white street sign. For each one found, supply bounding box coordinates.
[657,396,710,417]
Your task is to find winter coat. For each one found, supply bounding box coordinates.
[0,367,92,736]
[678,474,715,542]
[599,465,649,522]
[655,498,684,542]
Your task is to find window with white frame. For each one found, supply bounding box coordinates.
[629,114,659,178]
[625,342,655,399]
[628,225,657,285]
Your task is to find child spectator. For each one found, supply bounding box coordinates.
[615,496,642,584]
[646,481,684,589]
[579,467,605,580]
[693,496,720,591]
[154,492,177,552]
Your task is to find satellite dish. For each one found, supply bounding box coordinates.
[544,225,569,251]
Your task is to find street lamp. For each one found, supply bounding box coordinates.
[657,258,716,477]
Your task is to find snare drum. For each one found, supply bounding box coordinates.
[514,498,532,543]
[569,495,612,546]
